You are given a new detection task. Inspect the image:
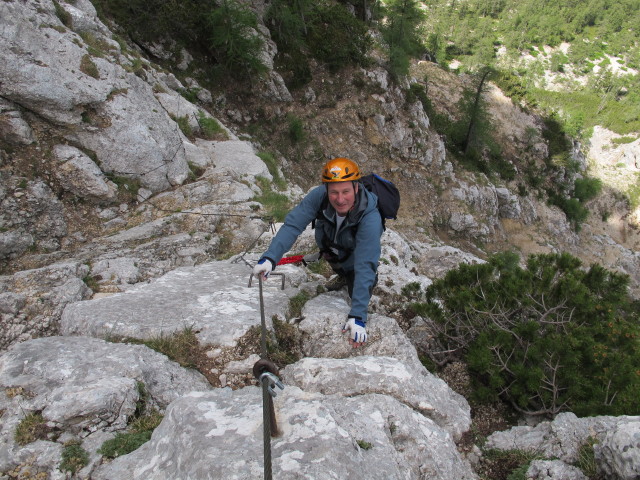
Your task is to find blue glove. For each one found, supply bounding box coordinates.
[253,258,274,280]
[342,317,367,347]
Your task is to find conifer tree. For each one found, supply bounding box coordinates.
[419,252,640,417]
[380,0,426,76]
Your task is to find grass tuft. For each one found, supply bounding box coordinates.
[15,413,51,446]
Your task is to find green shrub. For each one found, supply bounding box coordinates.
[207,0,267,78]
[15,413,50,446]
[573,177,602,202]
[53,0,73,28]
[257,152,286,190]
[98,385,163,460]
[575,437,599,478]
[175,115,193,137]
[130,409,163,433]
[93,0,265,80]
[267,316,303,367]
[82,274,100,293]
[187,161,206,182]
[356,440,373,450]
[198,112,226,140]
[287,291,311,319]
[105,173,141,202]
[422,252,640,417]
[612,136,638,145]
[98,431,152,458]
[253,176,291,222]
[60,442,89,474]
[626,174,640,210]
[287,114,305,143]
[80,54,100,79]
[140,327,201,369]
[307,3,371,72]
[177,87,200,103]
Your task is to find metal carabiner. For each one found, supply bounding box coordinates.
[259,372,285,398]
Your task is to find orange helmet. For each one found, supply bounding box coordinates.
[321,157,361,183]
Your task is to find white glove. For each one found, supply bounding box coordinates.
[253,258,273,279]
[342,317,367,346]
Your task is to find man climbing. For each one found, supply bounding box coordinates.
[253,157,383,348]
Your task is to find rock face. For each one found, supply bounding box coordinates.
[92,387,476,480]
[60,261,294,347]
[0,336,212,478]
[486,412,640,480]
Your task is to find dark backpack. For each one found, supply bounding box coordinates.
[359,173,400,227]
[315,173,400,230]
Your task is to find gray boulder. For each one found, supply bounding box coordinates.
[52,144,118,203]
[0,336,211,473]
[486,412,637,468]
[527,460,588,480]
[92,386,477,480]
[594,418,640,480]
[60,260,295,347]
[295,293,471,441]
[1,262,92,349]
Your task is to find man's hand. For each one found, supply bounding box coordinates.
[253,258,273,280]
[342,317,367,348]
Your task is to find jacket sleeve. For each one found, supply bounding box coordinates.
[262,186,326,265]
[348,207,383,323]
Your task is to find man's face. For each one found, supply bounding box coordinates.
[327,182,358,216]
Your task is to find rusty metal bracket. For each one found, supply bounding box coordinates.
[248,272,285,290]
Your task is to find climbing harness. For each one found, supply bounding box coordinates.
[250,274,285,480]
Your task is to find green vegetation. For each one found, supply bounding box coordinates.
[53,0,73,28]
[93,0,265,79]
[626,174,640,210]
[253,176,291,222]
[82,273,100,293]
[287,290,311,319]
[60,441,89,474]
[307,3,372,73]
[187,161,205,183]
[381,0,427,77]
[575,437,599,478]
[134,326,201,369]
[175,115,192,137]
[287,114,305,144]
[421,0,640,137]
[257,152,286,191]
[267,316,303,367]
[356,439,373,450]
[207,0,267,78]
[481,449,544,480]
[80,54,100,79]
[105,173,141,202]
[198,111,226,139]
[411,251,640,417]
[15,413,51,446]
[98,430,153,459]
[98,383,163,459]
[266,0,371,87]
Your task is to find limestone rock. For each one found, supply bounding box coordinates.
[594,419,640,480]
[0,336,211,473]
[92,386,478,480]
[52,144,118,203]
[60,261,295,347]
[527,460,589,480]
